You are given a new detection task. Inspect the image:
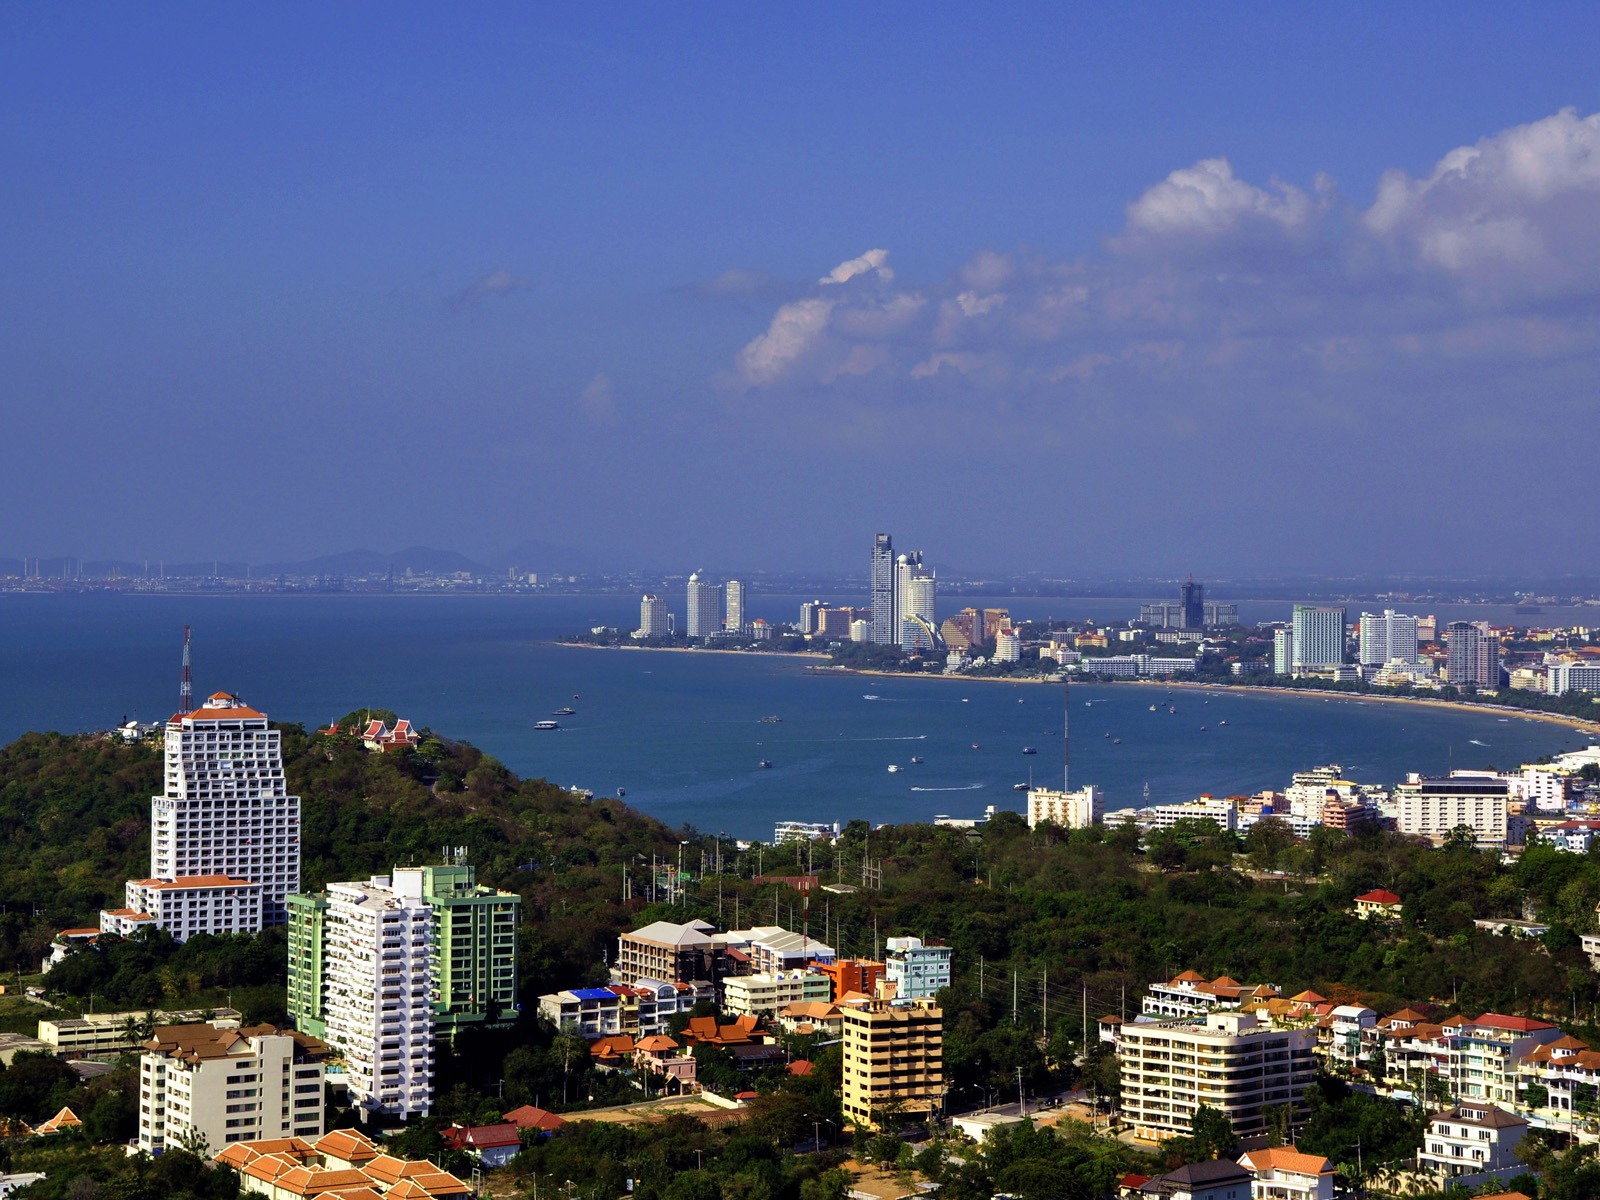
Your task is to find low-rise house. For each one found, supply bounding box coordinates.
[633,1035,696,1091]
[1138,1160,1252,1200]
[221,1135,472,1200]
[501,1105,565,1135]
[775,999,843,1039]
[42,928,101,973]
[38,1006,244,1060]
[33,1108,81,1136]
[441,1123,521,1168]
[721,970,831,1017]
[1353,889,1402,920]
[1420,1104,1527,1186]
[1237,1147,1335,1200]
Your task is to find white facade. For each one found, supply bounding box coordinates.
[1238,1148,1335,1200]
[1026,786,1103,829]
[686,574,723,639]
[1272,628,1293,676]
[108,692,301,939]
[895,553,936,651]
[1549,661,1600,696]
[1291,606,1345,671]
[637,594,669,637]
[322,876,434,1119]
[1395,776,1512,847]
[720,971,831,1017]
[994,628,1021,663]
[138,1021,326,1154]
[1419,1104,1527,1185]
[724,580,746,632]
[1140,796,1239,832]
[1359,610,1419,666]
[884,936,951,999]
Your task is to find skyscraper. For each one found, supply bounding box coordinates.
[725,579,746,633]
[638,594,669,637]
[870,533,896,644]
[1359,610,1420,666]
[686,572,723,639]
[1273,628,1294,676]
[1446,621,1501,690]
[1291,605,1346,671]
[1181,580,1205,631]
[110,690,301,940]
[895,551,937,650]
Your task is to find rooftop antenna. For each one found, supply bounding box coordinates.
[179,625,193,714]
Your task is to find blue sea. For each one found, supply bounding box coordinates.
[0,592,1591,840]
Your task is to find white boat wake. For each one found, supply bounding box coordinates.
[910,783,986,792]
[853,734,929,741]
[1469,739,1489,747]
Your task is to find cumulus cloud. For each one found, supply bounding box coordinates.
[447,268,530,311]
[735,297,837,385]
[819,248,894,285]
[1124,157,1315,239]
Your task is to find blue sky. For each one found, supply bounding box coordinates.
[4,5,1599,575]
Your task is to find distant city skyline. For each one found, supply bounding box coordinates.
[5,10,1600,573]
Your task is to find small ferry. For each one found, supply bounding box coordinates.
[909,756,925,764]
[887,764,900,773]
[1012,782,1029,792]
[1022,747,1038,756]
[552,706,576,716]
[533,720,560,731]
[758,760,773,769]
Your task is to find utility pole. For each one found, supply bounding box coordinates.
[1012,970,1018,1025]
[1017,1065,1025,1117]
[1043,967,1048,1036]
[1082,982,1088,1051]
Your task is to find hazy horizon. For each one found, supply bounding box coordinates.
[6,7,1600,575]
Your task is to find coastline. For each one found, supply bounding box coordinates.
[551,640,1600,740]
[553,640,831,660]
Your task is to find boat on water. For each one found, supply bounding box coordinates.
[1199,726,1207,732]
[1168,706,1176,714]
[909,755,925,764]
[617,787,626,798]
[1219,719,1228,726]
[1022,746,1038,756]
[863,694,880,700]
[567,785,593,799]
[760,715,782,724]
[1113,737,1122,744]
[1149,704,1157,712]
[971,742,980,749]
[758,760,773,769]
[552,706,576,716]
[1012,782,1029,791]
[961,698,969,703]
[533,720,560,731]
[887,764,900,773]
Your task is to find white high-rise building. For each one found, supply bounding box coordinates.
[110,691,301,940]
[1291,606,1346,671]
[1446,621,1501,690]
[638,594,669,638]
[1550,662,1600,696]
[1273,628,1294,675]
[895,552,937,650]
[1027,786,1103,829]
[686,573,723,639]
[321,874,434,1119]
[870,533,896,644]
[725,580,746,633]
[994,627,1021,662]
[1359,610,1419,666]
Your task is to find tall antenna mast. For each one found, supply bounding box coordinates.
[180,625,193,714]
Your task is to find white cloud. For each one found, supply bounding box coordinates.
[735,297,837,385]
[819,248,894,285]
[1124,157,1313,238]
[447,268,531,311]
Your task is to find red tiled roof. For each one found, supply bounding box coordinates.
[1355,889,1401,905]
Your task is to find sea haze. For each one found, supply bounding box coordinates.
[0,593,1587,840]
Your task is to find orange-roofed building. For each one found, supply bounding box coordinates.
[817,959,885,1002]
[312,1129,383,1169]
[1238,1146,1335,1200]
[34,1107,81,1135]
[502,1105,566,1134]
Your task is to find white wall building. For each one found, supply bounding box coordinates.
[321,875,434,1119]
[685,573,724,639]
[1272,628,1293,676]
[724,580,746,633]
[1446,621,1501,689]
[1419,1104,1528,1187]
[138,1020,327,1154]
[1359,610,1419,666]
[637,594,669,638]
[1291,606,1345,671]
[1026,786,1103,829]
[1549,661,1600,696]
[895,553,937,651]
[1395,775,1512,847]
[720,971,831,1018]
[884,936,952,999]
[994,628,1021,663]
[107,691,301,939]
[1237,1148,1335,1200]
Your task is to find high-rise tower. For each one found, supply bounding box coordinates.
[1181,580,1205,631]
[686,572,723,639]
[895,551,937,650]
[870,534,896,645]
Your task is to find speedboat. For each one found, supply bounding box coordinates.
[534,720,560,731]
[863,694,880,700]
[887,764,900,773]
[552,707,576,716]
[1012,782,1029,791]
[909,756,924,764]
[1022,747,1038,755]
[758,760,773,769]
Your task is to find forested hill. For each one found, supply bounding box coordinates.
[0,719,690,983]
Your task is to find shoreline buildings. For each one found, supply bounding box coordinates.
[685,573,723,640]
[870,533,896,644]
[105,689,301,941]
[1290,605,1346,674]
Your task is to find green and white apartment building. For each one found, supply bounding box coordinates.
[287,863,519,1119]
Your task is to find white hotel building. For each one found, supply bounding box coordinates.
[105,692,301,940]
[321,875,435,1118]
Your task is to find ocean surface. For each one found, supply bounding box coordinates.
[0,592,1592,840]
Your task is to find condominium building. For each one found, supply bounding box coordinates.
[1394,775,1513,848]
[1118,1012,1317,1141]
[723,580,746,633]
[895,552,937,651]
[138,1021,328,1154]
[817,959,886,1001]
[1272,629,1293,676]
[841,993,944,1130]
[613,919,725,987]
[1548,661,1600,696]
[870,534,897,645]
[395,865,520,1034]
[637,594,669,638]
[536,980,710,1038]
[1446,621,1501,690]
[1419,1104,1527,1186]
[106,691,301,939]
[729,926,836,975]
[1026,786,1104,830]
[685,574,724,640]
[292,875,434,1118]
[1359,610,1420,666]
[39,1006,243,1060]
[1290,606,1345,672]
[721,971,831,1018]
[884,936,951,1000]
